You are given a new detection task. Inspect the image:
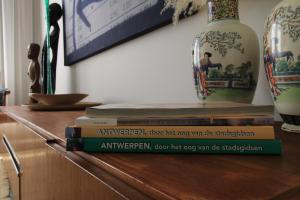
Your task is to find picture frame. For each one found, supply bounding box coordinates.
[62,0,174,65]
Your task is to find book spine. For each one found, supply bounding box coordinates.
[66,138,83,151]
[65,126,275,140]
[66,138,282,155]
[75,118,118,126]
[75,116,274,126]
[211,117,274,126]
[85,105,274,118]
[76,117,211,126]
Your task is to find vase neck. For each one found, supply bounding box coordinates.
[207,0,240,24]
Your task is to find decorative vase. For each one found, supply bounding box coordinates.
[192,0,259,103]
[264,0,300,133]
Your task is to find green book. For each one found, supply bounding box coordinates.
[66,138,282,155]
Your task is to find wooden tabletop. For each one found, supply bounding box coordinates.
[1,106,300,200]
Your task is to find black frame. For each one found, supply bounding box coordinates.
[62,0,174,65]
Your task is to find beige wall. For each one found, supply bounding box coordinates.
[35,0,282,118]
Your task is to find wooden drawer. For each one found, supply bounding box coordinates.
[1,121,48,200]
[1,134,21,200]
[45,143,125,200]
[0,117,147,200]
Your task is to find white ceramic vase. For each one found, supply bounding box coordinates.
[264,0,300,133]
[192,0,259,103]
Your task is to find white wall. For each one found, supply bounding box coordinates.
[35,0,282,117]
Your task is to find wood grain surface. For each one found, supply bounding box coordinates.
[1,106,300,200]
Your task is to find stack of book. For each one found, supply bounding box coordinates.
[65,102,282,155]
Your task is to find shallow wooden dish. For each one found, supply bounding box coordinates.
[30,93,88,106]
[22,102,102,111]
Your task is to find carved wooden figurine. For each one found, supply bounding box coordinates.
[42,3,62,94]
[27,43,41,104]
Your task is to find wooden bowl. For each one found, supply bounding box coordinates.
[30,93,88,106]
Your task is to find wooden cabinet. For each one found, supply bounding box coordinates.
[1,107,300,200]
[44,143,126,200]
[0,119,48,200]
[0,111,145,200]
[0,115,20,200]
[4,122,48,200]
[1,135,20,200]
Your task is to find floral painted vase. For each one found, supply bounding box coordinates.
[192,0,259,103]
[264,0,300,132]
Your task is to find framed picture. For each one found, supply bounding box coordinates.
[62,0,174,65]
